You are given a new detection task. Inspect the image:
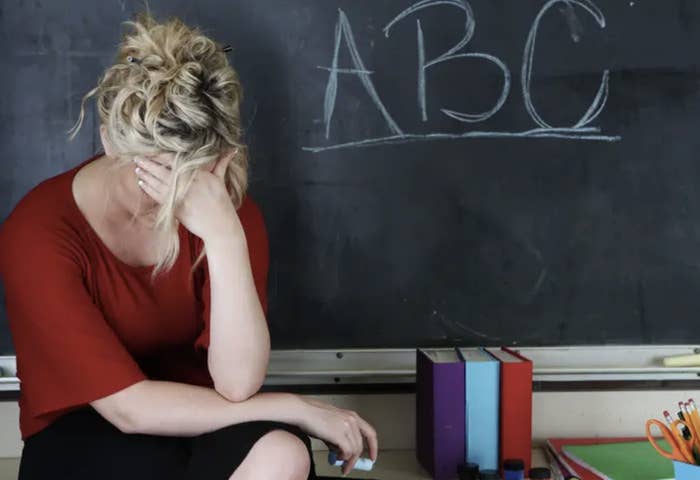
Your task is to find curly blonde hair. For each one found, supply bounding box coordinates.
[67,8,248,280]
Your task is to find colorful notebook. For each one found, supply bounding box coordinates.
[486,347,533,473]
[458,347,500,471]
[563,440,674,480]
[415,348,465,480]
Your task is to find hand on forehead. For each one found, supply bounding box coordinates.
[142,151,174,167]
[142,149,234,171]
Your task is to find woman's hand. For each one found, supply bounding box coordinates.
[133,149,242,242]
[296,396,378,476]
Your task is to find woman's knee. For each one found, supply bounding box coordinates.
[237,429,311,479]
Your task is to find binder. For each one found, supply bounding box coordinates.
[416,348,466,480]
[458,347,500,471]
[486,347,533,472]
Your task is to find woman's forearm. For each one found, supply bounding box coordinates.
[204,228,271,401]
[92,380,303,436]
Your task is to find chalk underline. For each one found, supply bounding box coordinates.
[302,128,622,153]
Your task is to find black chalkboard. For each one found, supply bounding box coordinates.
[2,0,700,353]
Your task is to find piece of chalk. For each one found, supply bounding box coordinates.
[327,450,374,471]
[663,353,700,367]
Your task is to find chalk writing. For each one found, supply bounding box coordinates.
[305,0,620,153]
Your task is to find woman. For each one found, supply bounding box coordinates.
[0,9,377,480]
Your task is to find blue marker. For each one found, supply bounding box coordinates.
[327,450,375,471]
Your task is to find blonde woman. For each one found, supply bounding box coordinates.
[0,10,377,480]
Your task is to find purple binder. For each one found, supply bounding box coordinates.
[416,348,465,480]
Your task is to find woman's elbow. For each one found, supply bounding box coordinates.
[90,383,147,434]
[209,352,268,402]
[213,376,263,403]
[215,386,251,403]
[113,409,142,434]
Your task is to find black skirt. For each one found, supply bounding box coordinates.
[18,406,318,479]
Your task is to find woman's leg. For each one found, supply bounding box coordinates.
[185,420,317,480]
[228,429,310,480]
[19,407,187,480]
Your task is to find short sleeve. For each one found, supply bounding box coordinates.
[0,216,148,418]
[194,197,270,352]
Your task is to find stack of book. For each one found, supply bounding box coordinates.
[416,346,533,480]
[546,437,675,480]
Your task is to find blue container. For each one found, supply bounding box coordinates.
[503,458,525,480]
[673,460,700,479]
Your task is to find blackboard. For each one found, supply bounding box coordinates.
[2,0,700,353]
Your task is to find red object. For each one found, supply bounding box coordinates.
[493,347,533,473]
[547,437,646,480]
[0,152,270,440]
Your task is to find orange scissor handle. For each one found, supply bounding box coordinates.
[669,418,698,455]
[646,419,694,463]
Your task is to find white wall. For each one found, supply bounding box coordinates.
[0,404,19,458]
[1,389,698,457]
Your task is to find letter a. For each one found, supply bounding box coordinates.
[320,9,403,139]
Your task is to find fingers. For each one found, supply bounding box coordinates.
[358,417,379,462]
[347,411,376,460]
[343,453,359,476]
[339,414,379,476]
[134,155,172,185]
[340,441,359,476]
[349,416,363,457]
[134,163,166,202]
[149,152,175,169]
[137,174,164,203]
[341,413,365,475]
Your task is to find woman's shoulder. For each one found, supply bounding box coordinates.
[3,165,80,230]
[0,159,89,259]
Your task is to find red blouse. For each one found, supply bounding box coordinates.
[0,152,269,440]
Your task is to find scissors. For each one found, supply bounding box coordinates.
[646,418,695,464]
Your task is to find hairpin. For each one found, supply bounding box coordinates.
[126,45,229,65]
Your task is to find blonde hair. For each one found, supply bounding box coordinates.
[67,8,248,281]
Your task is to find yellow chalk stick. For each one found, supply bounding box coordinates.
[663,353,700,367]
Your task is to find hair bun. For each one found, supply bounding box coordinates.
[199,76,211,92]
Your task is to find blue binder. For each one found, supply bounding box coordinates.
[457,347,501,471]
